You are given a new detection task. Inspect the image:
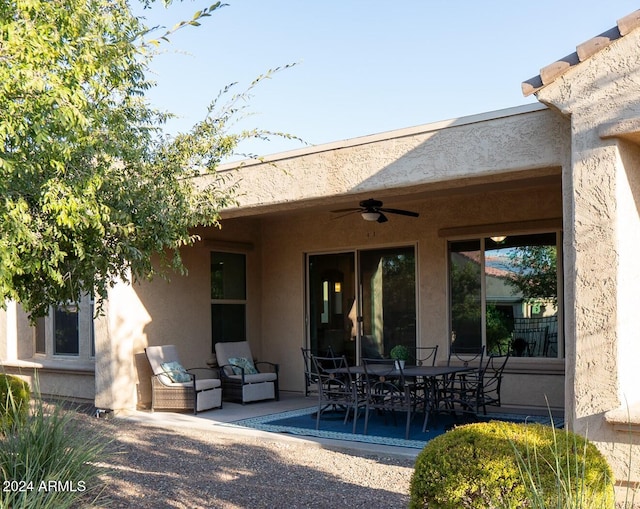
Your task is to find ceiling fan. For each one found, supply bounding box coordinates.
[331,198,419,223]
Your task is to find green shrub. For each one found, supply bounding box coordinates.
[0,395,110,508]
[409,421,615,509]
[0,373,30,430]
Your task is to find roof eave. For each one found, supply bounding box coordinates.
[522,10,640,97]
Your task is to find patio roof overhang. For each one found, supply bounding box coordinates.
[206,103,567,221]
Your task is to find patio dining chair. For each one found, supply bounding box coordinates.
[301,346,335,397]
[145,344,222,414]
[439,352,510,417]
[215,341,279,404]
[312,355,365,433]
[414,345,439,366]
[362,357,424,440]
[447,344,485,368]
[511,328,548,357]
[437,345,485,409]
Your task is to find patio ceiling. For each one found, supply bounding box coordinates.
[219,168,562,221]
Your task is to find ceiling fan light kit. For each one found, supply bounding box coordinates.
[332,198,419,223]
[361,211,381,222]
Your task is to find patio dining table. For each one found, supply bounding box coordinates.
[330,363,475,378]
[326,363,477,432]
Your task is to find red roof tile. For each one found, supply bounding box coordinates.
[522,10,640,97]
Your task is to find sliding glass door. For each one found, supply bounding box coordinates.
[308,252,356,364]
[308,246,416,364]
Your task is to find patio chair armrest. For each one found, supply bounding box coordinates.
[255,361,279,374]
[218,363,246,383]
[151,370,196,386]
[186,367,219,379]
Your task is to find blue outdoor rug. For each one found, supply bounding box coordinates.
[230,406,564,450]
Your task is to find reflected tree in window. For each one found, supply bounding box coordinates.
[449,243,482,351]
[450,234,560,358]
[506,245,557,306]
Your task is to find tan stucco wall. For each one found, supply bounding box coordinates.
[251,182,564,407]
[96,105,570,413]
[95,279,149,410]
[2,365,95,402]
[536,27,640,486]
[214,105,566,217]
[97,219,264,410]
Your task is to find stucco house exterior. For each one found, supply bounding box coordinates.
[2,8,640,493]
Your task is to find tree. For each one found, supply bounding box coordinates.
[0,0,289,317]
[506,245,557,306]
[449,256,482,348]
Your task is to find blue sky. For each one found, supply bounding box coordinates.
[136,1,639,158]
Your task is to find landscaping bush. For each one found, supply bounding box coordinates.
[0,394,110,508]
[0,373,30,430]
[409,421,615,509]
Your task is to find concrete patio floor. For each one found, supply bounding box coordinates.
[115,391,422,460]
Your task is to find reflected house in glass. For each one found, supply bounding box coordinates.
[1,9,640,495]
[449,234,559,357]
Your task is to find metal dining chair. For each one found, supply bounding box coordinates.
[312,355,364,433]
[361,358,424,440]
[439,352,510,417]
[414,345,439,366]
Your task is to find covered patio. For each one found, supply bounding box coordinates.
[120,103,566,417]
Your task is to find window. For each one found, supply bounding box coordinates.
[54,305,79,355]
[35,316,46,354]
[211,251,246,346]
[449,232,561,358]
[32,295,95,359]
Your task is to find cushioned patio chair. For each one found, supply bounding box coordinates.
[145,344,222,414]
[215,341,279,403]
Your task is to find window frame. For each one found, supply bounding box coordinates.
[32,294,95,360]
[446,228,563,359]
[210,250,248,345]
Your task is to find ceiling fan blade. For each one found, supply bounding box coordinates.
[379,207,419,218]
[331,210,361,220]
[376,212,389,223]
[331,207,362,213]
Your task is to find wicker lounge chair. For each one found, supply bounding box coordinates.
[215,341,279,403]
[145,344,222,414]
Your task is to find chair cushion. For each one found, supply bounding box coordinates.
[228,357,258,375]
[146,344,181,375]
[161,361,191,383]
[215,341,254,367]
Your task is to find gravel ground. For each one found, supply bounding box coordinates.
[77,413,416,509]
